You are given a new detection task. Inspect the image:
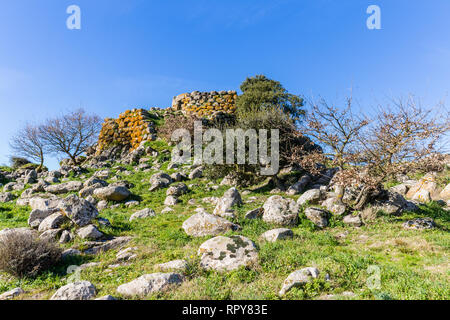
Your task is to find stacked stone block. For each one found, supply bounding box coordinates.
[96,109,156,154]
[172,90,237,119]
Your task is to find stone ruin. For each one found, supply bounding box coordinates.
[95,108,156,155]
[172,90,237,119]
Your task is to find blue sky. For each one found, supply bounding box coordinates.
[1,0,449,170]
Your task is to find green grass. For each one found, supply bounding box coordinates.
[0,164,449,300]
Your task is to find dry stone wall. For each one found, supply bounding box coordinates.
[172,90,237,119]
[96,109,156,154]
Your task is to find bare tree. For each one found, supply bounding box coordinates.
[9,124,47,171]
[299,95,369,170]
[349,97,450,209]
[40,109,102,165]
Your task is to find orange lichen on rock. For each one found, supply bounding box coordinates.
[96,108,156,154]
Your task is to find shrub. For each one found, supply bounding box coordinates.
[0,231,62,278]
[10,157,31,170]
[158,112,202,143]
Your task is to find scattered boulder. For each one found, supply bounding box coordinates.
[322,197,347,216]
[182,212,240,237]
[262,196,299,226]
[279,267,320,295]
[164,195,180,206]
[116,247,138,261]
[213,188,243,218]
[406,173,438,199]
[304,207,330,228]
[77,225,103,240]
[38,213,67,232]
[117,273,184,297]
[403,218,436,230]
[149,172,172,191]
[45,181,83,195]
[0,288,25,300]
[198,236,258,272]
[93,186,131,202]
[129,208,156,221]
[440,183,450,200]
[343,214,362,227]
[245,207,264,220]
[156,260,188,272]
[411,189,431,203]
[58,195,99,227]
[166,183,188,197]
[50,281,97,300]
[0,192,14,203]
[286,175,311,195]
[188,167,203,180]
[260,228,294,242]
[297,189,321,206]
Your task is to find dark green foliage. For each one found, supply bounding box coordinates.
[236,75,305,121]
[10,157,31,170]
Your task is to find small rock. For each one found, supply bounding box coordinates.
[130,208,156,221]
[403,218,436,230]
[77,225,103,240]
[260,228,294,242]
[182,212,240,237]
[343,214,362,227]
[262,196,299,226]
[279,267,320,295]
[156,260,188,272]
[304,207,330,228]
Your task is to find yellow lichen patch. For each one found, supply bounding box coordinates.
[96,108,156,155]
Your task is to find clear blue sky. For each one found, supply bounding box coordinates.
[1,0,449,170]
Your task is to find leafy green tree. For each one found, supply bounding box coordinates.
[236,75,305,121]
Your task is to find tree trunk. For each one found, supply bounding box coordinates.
[354,187,370,210]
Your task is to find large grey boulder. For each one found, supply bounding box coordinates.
[182,212,240,237]
[58,195,98,227]
[45,181,83,194]
[213,188,243,218]
[117,273,184,297]
[29,196,61,211]
[129,208,156,221]
[93,186,131,202]
[262,196,299,226]
[50,281,97,300]
[304,207,330,228]
[198,236,259,272]
[279,267,320,295]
